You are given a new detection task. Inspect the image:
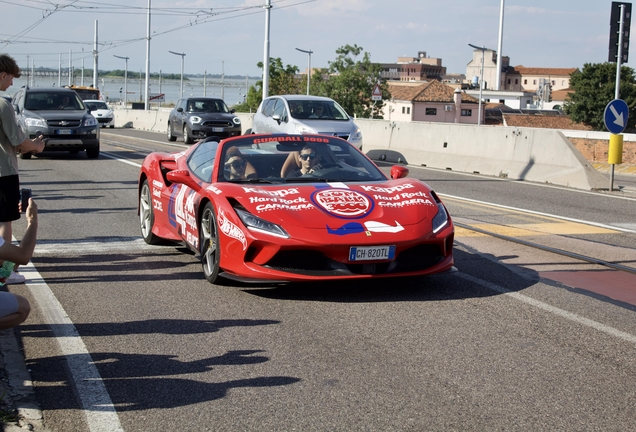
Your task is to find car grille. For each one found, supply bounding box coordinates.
[263,244,445,276]
[201,120,234,128]
[47,119,82,127]
[96,118,112,124]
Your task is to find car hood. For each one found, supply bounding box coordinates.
[91,109,112,116]
[294,118,356,134]
[23,109,88,120]
[214,178,439,230]
[190,113,236,120]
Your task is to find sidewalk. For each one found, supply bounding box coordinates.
[0,328,48,432]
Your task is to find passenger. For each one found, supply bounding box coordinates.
[224,146,257,180]
[286,145,321,177]
[290,102,304,118]
[0,198,38,330]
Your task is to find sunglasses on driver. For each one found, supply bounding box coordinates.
[299,153,316,161]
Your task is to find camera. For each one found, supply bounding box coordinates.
[20,188,32,213]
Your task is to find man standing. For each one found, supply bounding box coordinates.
[0,54,45,284]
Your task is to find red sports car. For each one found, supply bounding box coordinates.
[138,134,454,283]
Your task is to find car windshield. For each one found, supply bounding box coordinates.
[288,100,350,121]
[87,101,108,110]
[186,99,230,114]
[209,135,386,184]
[24,92,85,111]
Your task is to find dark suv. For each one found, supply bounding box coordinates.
[167,97,241,144]
[11,87,100,159]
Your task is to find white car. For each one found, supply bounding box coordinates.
[84,99,114,128]
[249,95,363,149]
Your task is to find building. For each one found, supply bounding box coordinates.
[383,81,481,124]
[465,48,511,90]
[380,51,447,82]
[503,66,577,92]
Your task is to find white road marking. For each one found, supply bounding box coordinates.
[34,237,156,256]
[21,261,124,432]
[100,151,142,168]
[457,272,636,345]
[441,193,636,233]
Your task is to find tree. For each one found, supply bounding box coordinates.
[564,62,636,131]
[234,58,303,112]
[311,44,388,119]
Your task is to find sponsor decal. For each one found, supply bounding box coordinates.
[360,183,416,194]
[167,184,199,247]
[378,198,434,208]
[312,188,374,219]
[249,195,314,212]
[153,200,163,212]
[218,208,247,250]
[152,188,162,198]
[364,220,404,233]
[152,179,163,189]
[327,222,365,236]
[326,220,405,236]
[252,136,330,145]
[242,186,300,198]
[207,185,223,195]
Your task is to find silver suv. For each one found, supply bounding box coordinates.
[249,95,363,149]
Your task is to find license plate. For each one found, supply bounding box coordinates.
[56,129,72,135]
[212,127,224,132]
[349,245,396,261]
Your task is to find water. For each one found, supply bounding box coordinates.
[1,75,259,107]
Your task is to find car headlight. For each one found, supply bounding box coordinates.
[431,202,449,233]
[83,117,98,127]
[232,117,241,125]
[350,127,362,141]
[236,209,289,238]
[25,118,47,128]
[295,124,316,134]
[189,116,202,124]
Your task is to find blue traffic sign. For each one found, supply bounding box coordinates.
[604,99,629,134]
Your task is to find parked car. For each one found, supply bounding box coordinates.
[249,95,363,149]
[11,86,100,159]
[84,99,114,128]
[167,97,242,144]
[138,133,454,284]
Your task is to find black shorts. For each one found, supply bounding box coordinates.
[0,175,20,222]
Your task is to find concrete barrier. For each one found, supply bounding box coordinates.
[113,108,609,190]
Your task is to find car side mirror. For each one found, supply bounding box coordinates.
[166,169,202,192]
[272,114,282,125]
[177,107,184,113]
[230,108,235,114]
[390,165,409,179]
[13,105,20,114]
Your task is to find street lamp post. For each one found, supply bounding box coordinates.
[113,55,129,108]
[468,43,491,126]
[295,47,313,95]
[169,50,186,98]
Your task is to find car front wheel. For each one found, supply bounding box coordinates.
[183,124,193,144]
[200,202,220,283]
[140,180,162,245]
[167,122,176,141]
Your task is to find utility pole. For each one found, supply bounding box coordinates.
[262,0,272,99]
[144,0,151,110]
[93,21,98,89]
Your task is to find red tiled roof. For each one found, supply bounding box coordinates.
[503,114,592,130]
[387,81,479,104]
[508,66,577,76]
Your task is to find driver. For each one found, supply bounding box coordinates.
[286,145,321,178]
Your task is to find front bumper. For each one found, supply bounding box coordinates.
[190,122,241,139]
[28,126,100,150]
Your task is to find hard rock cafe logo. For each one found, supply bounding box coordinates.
[311,189,373,218]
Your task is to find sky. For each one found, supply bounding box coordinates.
[0,0,620,79]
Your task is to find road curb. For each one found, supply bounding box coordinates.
[0,329,49,431]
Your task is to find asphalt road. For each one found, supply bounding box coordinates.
[7,130,636,432]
